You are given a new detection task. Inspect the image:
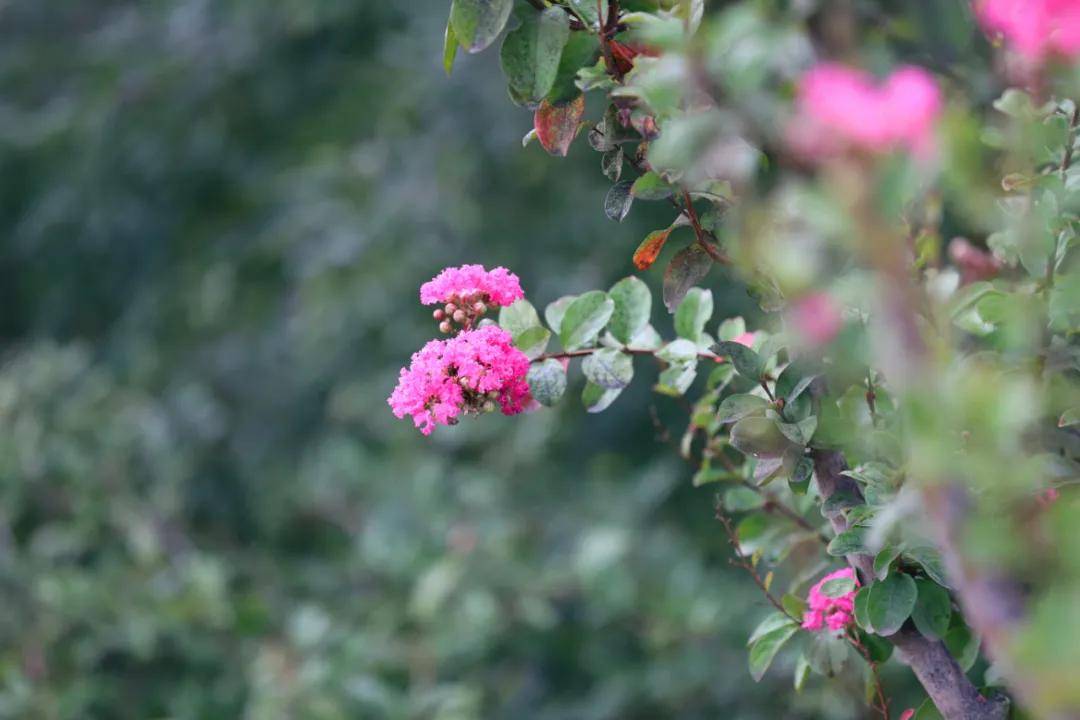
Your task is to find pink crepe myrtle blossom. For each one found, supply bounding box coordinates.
[789,64,942,160]
[803,567,859,633]
[388,326,531,435]
[791,293,845,347]
[420,264,524,309]
[976,0,1080,62]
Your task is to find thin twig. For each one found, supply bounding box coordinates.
[849,632,891,720]
[715,507,797,621]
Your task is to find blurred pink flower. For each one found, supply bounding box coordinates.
[899,710,915,720]
[791,293,845,346]
[388,326,531,435]
[976,0,1080,61]
[1037,487,1060,508]
[733,331,757,348]
[790,64,941,159]
[803,567,859,633]
[420,264,524,308]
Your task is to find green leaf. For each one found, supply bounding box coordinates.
[450,0,514,53]
[858,630,893,663]
[782,593,807,622]
[581,348,633,389]
[654,362,697,396]
[853,586,873,631]
[748,611,797,646]
[777,417,817,446]
[1059,407,1080,428]
[500,7,570,104]
[903,545,950,588]
[807,633,849,677]
[819,575,856,598]
[604,180,634,222]
[565,0,607,28]
[873,544,902,579]
[748,621,798,682]
[513,326,551,358]
[662,245,712,313]
[674,287,713,343]
[866,572,917,636]
[911,579,952,641]
[544,295,575,333]
[630,170,674,200]
[789,456,813,495]
[714,341,765,380]
[546,33,600,105]
[499,298,543,336]
[560,291,614,351]
[656,338,698,363]
[582,380,622,413]
[729,417,791,458]
[443,14,460,75]
[943,619,980,672]
[526,359,567,407]
[793,653,811,692]
[716,393,769,424]
[827,528,867,557]
[608,276,651,345]
[723,485,765,511]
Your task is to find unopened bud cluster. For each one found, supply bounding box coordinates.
[433,293,490,334]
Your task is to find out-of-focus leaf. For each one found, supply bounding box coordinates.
[631,170,674,200]
[714,341,764,380]
[729,417,790,458]
[634,227,672,270]
[582,380,623,412]
[451,0,514,53]
[443,15,460,75]
[748,620,798,682]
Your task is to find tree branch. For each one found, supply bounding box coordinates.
[811,449,1010,720]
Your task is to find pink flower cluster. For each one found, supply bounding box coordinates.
[790,64,942,159]
[420,264,524,308]
[791,293,845,347]
[802,568,859,633]
[388,325,531,435]
[976,0,1080,61]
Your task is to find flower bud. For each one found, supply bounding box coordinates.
[439,320,452,334]
[445,303,456,315]
[482,400,497,413]
[473,302,486,314]
[453,310,467,323]
[433,309,446,320]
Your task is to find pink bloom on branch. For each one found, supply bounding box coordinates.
[791,64,942,159]
[791,293,845,346]
[388,326,531,435]
[899,710,915,720]
[976,0,1080,61]
[419,264,525,308]
[802,568,859,633]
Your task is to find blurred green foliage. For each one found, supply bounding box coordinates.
[0,2,890,718]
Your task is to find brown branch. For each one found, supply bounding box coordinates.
[715,504,797,621]
[812,448,1010,720]
[533,346,720,362]
[849,632,891,720]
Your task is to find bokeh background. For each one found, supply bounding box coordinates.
[0,2,937,718]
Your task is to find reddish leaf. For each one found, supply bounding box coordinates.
[534,94,586,157]
[633,228,672,270]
